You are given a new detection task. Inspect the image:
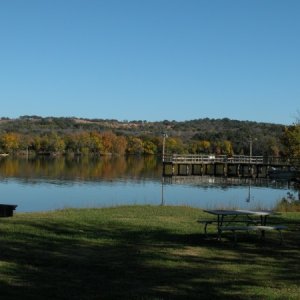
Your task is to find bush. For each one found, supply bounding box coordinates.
[275,191,300,212]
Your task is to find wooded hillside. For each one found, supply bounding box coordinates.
[0,116,289,156]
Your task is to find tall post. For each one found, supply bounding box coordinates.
[249,137,253,163]
[161,133,168,205]
[162,133,168,162]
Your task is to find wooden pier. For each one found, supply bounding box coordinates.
[162,154,298,178]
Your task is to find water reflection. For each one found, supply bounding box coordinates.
[246,181,251,203]
[164,175,293,190]
[0,156,298,212]
[0,156,162,184]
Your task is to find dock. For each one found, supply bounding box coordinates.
[162,154,298,178]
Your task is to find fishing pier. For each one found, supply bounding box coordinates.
[162,154,297,178]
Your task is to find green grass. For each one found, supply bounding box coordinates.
[0,206,300,300]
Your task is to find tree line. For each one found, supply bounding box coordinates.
[0,131,233,156]
[0,116,299,158]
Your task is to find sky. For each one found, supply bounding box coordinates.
[0,0,299,125]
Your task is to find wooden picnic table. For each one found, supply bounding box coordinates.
[201,209,286,243]
[0,204,17,217]
[203,209,272,227]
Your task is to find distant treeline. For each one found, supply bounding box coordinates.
[0,116,298,157]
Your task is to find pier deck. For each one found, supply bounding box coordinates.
[162,154,298,178]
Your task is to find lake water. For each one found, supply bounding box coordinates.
[0,156,297,213]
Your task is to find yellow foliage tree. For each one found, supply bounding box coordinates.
[1,133,21,153]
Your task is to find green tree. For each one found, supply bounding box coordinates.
[48,133,65,153]
[281,124,300,158]
[265,137,281,156]
[19,134,34,152]
[222,140,234,155]
[189,140,211,154]
[39,135,51,152]
[76,132,91,154]
[89,132,103,155]
[143,140,157,155]
[126,137,144,155]
[213,141,222,155]
[165,137,185,154]
[32,135,42,152]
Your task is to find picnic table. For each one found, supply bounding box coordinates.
[0,204,17,217]
[200,209,286,243]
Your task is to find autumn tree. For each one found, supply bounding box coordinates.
[0,133,21,153]
[113,136,127,155]
[101,131,116,154]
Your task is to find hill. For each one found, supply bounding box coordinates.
[0,116,285,156]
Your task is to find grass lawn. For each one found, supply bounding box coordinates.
[0,205,299,300]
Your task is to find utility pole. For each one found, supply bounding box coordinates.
[161,133,168,205]
[249,137,253,162]
[162,133,168,162]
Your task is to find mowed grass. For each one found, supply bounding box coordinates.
[0,205,299,300]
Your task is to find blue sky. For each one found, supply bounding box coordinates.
[0,0,299,125]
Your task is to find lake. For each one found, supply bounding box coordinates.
[0,156,297,212]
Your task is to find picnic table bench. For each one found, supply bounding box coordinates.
[219,224,287,244]
[199,209,287,244]
[198,218,260,236]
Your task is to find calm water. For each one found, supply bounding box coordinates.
[0,156,297,212]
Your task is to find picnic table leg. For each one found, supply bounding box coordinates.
[278,229,284,245]
[260,215,267,238]
[217,215,223,240]
[204,222,208,236]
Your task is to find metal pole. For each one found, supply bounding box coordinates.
[162,133,168,162]
[162,133,168,205]
[249,137,252,163]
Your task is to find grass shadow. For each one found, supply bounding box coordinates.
[0,207,299,299]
